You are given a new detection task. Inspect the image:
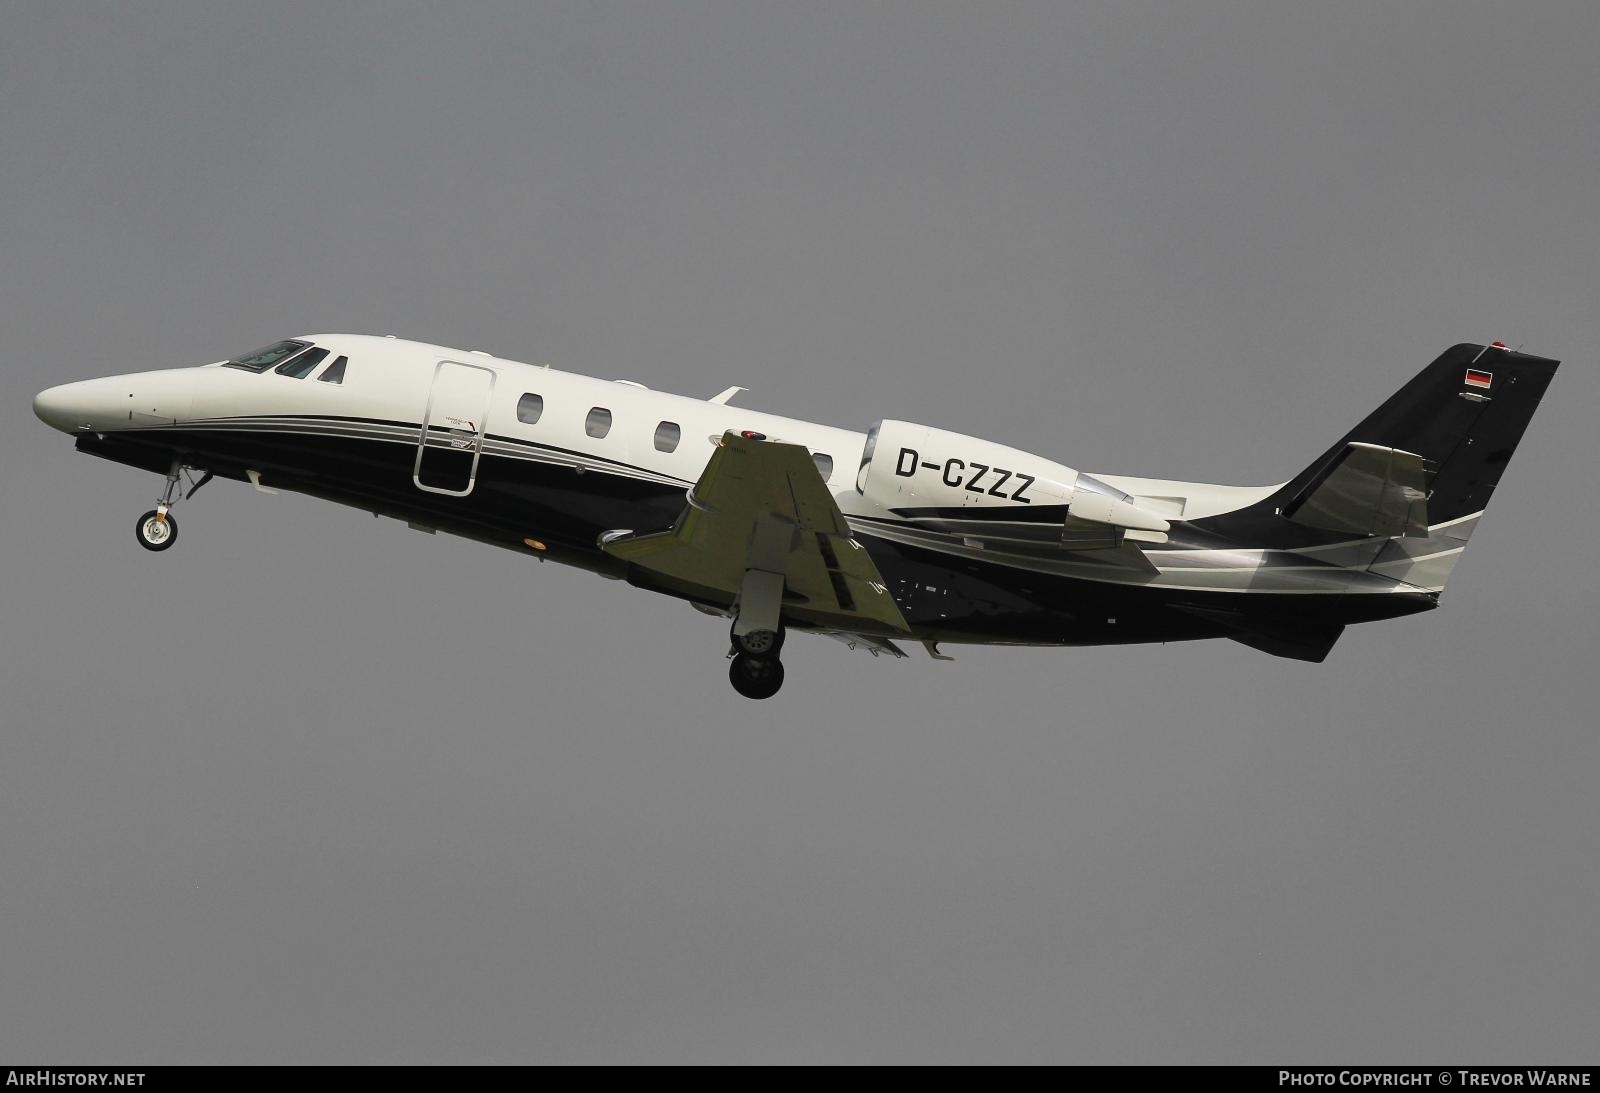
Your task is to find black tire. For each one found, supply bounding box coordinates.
[728,653,785,700]
[730,624,785,658]
[136,510,178,552]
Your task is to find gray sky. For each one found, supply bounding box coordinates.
[1,1,1595,1064]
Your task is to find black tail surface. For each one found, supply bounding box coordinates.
[1200,343,1560,547]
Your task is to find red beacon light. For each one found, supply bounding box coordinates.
[1491,341,1507,349]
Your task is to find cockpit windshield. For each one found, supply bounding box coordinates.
[224,339,312,373]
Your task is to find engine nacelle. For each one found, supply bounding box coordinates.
[856,420,1071,509]
[856,420,1170,533]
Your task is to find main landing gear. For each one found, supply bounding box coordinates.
[728,649,785,700]
[728,621,786,700]
[135,459,211,553]
[726,567,788,699]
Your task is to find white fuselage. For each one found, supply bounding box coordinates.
[35,332,1560,684]
[32,333,1457,601]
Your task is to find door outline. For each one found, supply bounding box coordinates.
[413,359,497,497]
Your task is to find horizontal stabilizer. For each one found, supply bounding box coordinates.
[1285,442,1429,539]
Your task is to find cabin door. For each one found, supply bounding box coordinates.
[413,360,496,497]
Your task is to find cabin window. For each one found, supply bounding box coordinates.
[654,421,681,453]
[585,407,612,439]
[517,392,544,425]
[274,346,330,379]
[812,452,834,480]
[225,339,310,373]
[317,356,347,385]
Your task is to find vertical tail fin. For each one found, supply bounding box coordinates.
[1200,343,1560,591]
[1299,343,1559,527]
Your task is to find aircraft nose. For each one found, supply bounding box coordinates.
[33,381,93,434]
[33,372,194,434]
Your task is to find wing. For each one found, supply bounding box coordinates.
[602,433,911,635]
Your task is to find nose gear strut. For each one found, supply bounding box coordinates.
[135,459,211,552]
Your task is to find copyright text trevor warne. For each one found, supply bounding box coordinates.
[1280,1074,1590,1087]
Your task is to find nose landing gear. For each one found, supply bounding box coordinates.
[135,508,178,551]
[135,460,210,553]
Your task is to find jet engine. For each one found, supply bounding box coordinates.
[855,420,1171,535]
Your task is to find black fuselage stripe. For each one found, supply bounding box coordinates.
[79,418,1438,645]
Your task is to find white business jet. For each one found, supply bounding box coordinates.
[34,335,1558,698]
